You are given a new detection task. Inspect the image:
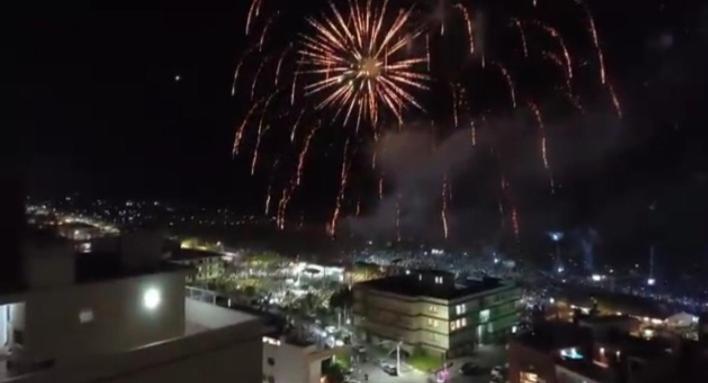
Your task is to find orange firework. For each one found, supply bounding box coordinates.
[300,0,430,127]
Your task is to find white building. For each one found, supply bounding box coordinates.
[1,232,265,383]
[262,335,336,383]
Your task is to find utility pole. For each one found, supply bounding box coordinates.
[396,341,402,374]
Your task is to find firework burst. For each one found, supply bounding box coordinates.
[230,0,624,242]
[299,0,430,128]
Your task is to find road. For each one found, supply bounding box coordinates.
[348,345,507,383]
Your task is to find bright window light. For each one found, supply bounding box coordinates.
[79,308,94,324]
[143,288,161,310]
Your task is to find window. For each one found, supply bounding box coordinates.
[520,372,541,383]
[267,357,275,366]
[13,329,23,345]
[479,309,490,323]
[427,318,438,328]
[418,274,422,281]
[450,318,467,331]
[79,308,94,324]
[455,304,467,315]
[434,276,443,284]
[428,305,438,313]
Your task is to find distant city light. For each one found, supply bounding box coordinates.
[591,274,605,282]
[560,347,584,360]
[548,231,564,242]
[647,277,656,286]
[549,297,555,304]
[557,266,565,274]
[174,74,181,82]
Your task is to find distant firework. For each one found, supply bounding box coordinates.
[300,0,429,128]
[230,0,623,241]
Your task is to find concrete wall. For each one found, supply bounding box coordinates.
[11,270,186,367]
[13,317,264,383]
[263,342,318,383]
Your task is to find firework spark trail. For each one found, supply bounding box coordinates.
[441,174,449,240]
[300,0,429,126]
[581,1,606,84]
[251,91,279,171]
[274,44,292,87]
[250,124,270,176]
[258,14,276,51]
[251,60,267,100]
[264,183,273,215]
[246,0,261,35]
[356,198,361,216]
[608,82,622,119]
[276,187,292,230]
[328,139,351,237]
[454,3,474,54]
[510,18,528,58]
[378,175,384,200]
[296,122,320,186]
[232,100,263,157]
[530,21,573,81]
[528,101,555,193]
[492,62,517,109]
[543,51,571,91]
[565,91,584,113]
[231,53,249,97]
[470,120,477,146]
[291,63,300,106]
[451,85,459,128]
[290,109,305,143]
[426,34,431,70]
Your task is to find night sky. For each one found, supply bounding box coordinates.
[14,0,708,269]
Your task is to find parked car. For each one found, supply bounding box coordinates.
[381,362,398,376]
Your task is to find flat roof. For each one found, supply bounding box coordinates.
[514,322,593,352]
[358,275,514,300]
[184,298,260,334]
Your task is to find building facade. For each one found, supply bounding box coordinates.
[261,336,336,383]
[353,270,521,356]
[1,232,265,383]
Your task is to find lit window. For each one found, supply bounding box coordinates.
[428,305,438,313]
[520,372,539,383]
[79,308,94,324]
[427,318,438,328]
[456,304,467,315]
[479,309,490,323]
[434,276,443,284]
[450,318,467,331]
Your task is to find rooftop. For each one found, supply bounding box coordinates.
[357,274,511,300]
[2,299,264,382]
[170,248,223,262]
[514,321,594,352]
